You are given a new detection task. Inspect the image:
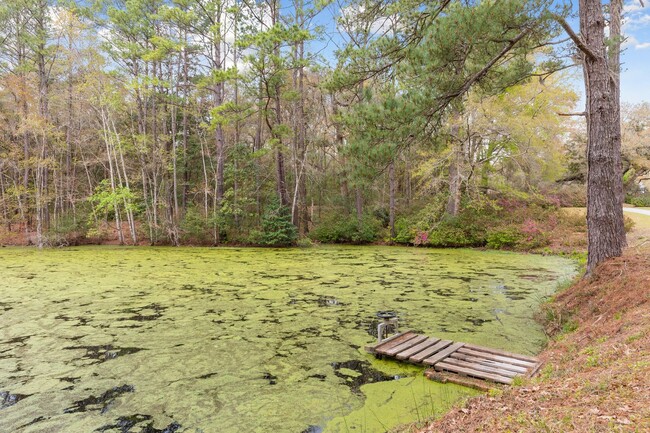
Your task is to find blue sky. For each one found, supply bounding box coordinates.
[308,0,650,105]
[620,0,650,104]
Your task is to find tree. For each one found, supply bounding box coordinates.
[556,0,626,273]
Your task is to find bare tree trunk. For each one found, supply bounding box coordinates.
[355,188,363,224]
[35,0,50,247]
[608,0,626,247]
[389,160,396,239]
[446,120,462,216]
[579,0,626,273]
[100,108,124,245]
[271,0,290,208]
[233,10,241,229]
[110,117,137,244]
[182,32,190,214]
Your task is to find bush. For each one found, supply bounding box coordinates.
[46,215,88,246]
[310,214,381,244]
[180,207,211,243]
[626,193,650,207]
[259,200,297,246]
[486,228,522,249]
[392,217,415,244]
[428,221,485,247]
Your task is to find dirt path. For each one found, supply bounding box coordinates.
[623,207,650,216]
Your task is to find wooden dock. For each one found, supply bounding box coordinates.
[365,331,541,385]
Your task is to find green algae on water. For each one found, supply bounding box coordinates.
[0,246,577,432]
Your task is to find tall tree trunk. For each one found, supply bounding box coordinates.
[355,188,363,225]
[446,121,462,216]
[214,39,225,214]
[389,160,396,239]
[579,0,626,273]
[182,32,190,214]
[608,0,626,247]
[35,0,50,247]
[271,0,290,207]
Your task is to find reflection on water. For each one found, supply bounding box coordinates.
[0,246,576,432]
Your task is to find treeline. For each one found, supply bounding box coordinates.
[0,0,644,247]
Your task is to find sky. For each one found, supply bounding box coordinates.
[620,0,650,104]
[308,0,650,106]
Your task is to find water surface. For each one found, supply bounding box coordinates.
[0,246,576,432]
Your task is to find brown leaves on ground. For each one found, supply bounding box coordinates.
[411,252,650,433]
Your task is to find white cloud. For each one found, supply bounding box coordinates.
[623,1,644,14]
[623,2,650,31]
[636,42,650,49]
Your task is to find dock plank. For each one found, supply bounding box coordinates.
[396,337,441,360]
[449,352,529,374]
[371,332,419,354]
[409,340,453,363]
[441,357,519,378]
[423,342,465,366]
[366,331,540,386]
[381,335,429,356]
[435,361,514,385]
[463,343,538,363]
[457,348,537,368]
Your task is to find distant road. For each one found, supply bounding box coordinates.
[623,207,650,217]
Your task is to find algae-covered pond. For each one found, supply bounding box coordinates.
[0,246,577,432]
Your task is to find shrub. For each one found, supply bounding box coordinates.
[428,222,483,247]
[626,193,650,207]
[46,215,88,246]
[259,200,297,246]
[486,228,521,249]
[392,217,415,244]
[310,214,381,244]
[180,207,211,243]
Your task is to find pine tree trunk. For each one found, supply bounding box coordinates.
[581,0,626,273]
[389,161,396,239]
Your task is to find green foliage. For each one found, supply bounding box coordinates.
[180,207,210,243]
[46,215,89,246]
[626,193,650,207]
[310,214,381,244]
[392,217,415,244]
[428,217,486,248]
[88,179,138,217]
[486,228,522,249]
[259,200,297,247]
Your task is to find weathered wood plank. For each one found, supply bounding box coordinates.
[441,357,520,378]
[424,369,495,392]
[365,331,415,354]
[409,340,453,363]
[423,342,465,366]
[526,362,544,378]
[457,348,537,368]
[463,343,538,363]
[449,352,529,374]
[396,337,441,360]
[371,332,419,354]
[434,361,514,385]
[381,335,429,356]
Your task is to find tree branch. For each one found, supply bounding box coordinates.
[553,15,597,60]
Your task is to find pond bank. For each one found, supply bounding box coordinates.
[404,218,650,433]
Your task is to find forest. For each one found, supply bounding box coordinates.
[0,0,648,261]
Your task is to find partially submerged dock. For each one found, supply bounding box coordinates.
[365,331,542,385]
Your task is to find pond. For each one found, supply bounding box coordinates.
[0,246,577,433]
